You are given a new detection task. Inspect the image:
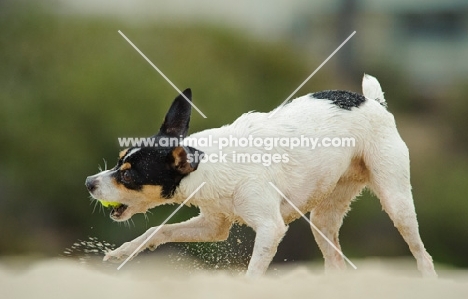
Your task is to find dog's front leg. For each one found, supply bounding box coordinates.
[104,213,231,262]
[246,221,288,277]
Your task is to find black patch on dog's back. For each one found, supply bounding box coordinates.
[310,90,366,110]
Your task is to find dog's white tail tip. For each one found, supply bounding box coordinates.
[362,74,386,107]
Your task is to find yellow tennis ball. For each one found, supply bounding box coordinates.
[99,200,121,208]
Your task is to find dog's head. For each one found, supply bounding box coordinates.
[85,89,203,221]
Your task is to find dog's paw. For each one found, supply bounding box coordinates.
[103,241,141,263]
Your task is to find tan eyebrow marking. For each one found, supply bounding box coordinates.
[120,162,132,171]
[119,149,129,159]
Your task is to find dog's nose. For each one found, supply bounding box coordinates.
[85,177,97,192]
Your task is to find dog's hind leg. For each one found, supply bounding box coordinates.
[310,172,366,272]
[366,136,437,277]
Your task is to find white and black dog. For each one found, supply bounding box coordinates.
[85,74,436,277]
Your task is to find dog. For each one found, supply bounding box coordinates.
[85,74,437,277]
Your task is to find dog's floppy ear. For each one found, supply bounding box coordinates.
[168,146,204,175]
[158,88,192,138]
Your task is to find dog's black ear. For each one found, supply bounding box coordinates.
[168,146,204,175]
[158,89,192,138]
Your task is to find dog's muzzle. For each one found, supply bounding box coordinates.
[85,177,97,193]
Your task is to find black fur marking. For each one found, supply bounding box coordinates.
[157,88,192,138]
[114,147,187,198]
[310,90,366,110]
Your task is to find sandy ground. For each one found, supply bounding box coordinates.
[1,256,468,299]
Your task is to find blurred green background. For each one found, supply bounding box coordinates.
[1,0,467,269]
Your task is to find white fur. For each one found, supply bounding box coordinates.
[105,75,436,278]
[362,73,386,106]
[87,170,121,200]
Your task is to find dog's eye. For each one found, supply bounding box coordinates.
[121,170,132,183]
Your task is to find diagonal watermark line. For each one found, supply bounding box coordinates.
[268,31,356,119]
[268,182,357,270]
[118,30,207,119]
[117,182,206,270]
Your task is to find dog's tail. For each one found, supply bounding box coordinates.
[362,74,387,108]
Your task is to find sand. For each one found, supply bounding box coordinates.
[1,256,468,299]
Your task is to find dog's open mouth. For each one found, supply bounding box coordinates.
[95,199,130,220]
[110,204,128,219]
